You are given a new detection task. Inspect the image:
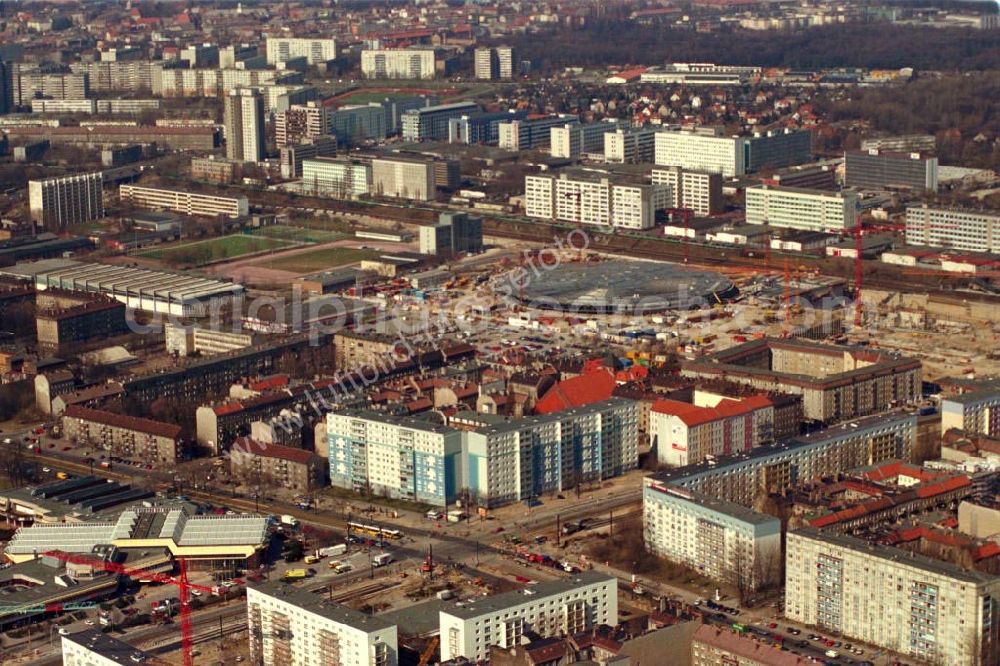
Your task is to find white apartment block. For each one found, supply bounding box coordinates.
[118,185,248,218]
[275,102,331,148]
[651,167,723,216]
[785,528,1000,666]
[248,583,397,666]
[31,99,96,114]
[152,67,298,98]
[224,88,265,162]
[906,205,1000,254]
[29,172,105,227]
[604,127,658,164]
[551,122,613,159]
[371,157,436,201]
[644,484,782,591]
[62,631,155,666]
[361,49,436,80]
[439,572,618,662]
[265,37,337,65]
[327,411,463,506]
[463,398,639,507]
[655,130,745,177]
[941,389,1000,438]
[525,173,669,230]
[474,47,494,80]
[650,395,773,467]
[745,185,858,232]
[301,158,372,198]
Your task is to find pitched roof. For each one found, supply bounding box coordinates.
[63,405,181,440]
[231,437,316,465]
[535,371,617,415]
[651,395,772,427]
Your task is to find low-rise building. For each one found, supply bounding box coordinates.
[248,581,398,666]
[230,437,325,492]
[439,572,617,663]
[62,405,182,465]
[118,185,249,219]
[691,624,807,665]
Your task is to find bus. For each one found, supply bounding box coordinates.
[732,624,747,633]
[347,521,403,540]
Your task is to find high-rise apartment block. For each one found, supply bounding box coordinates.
[265,37,337,65]
[361,49,436,80]
[651,167,724,216]
[474,46,515,80]
[275,102,330,148]
[29,173,105,228]
[224,88,265,162]
[845,149,939,192]
[525,172,670,230]
[650,394,774,467]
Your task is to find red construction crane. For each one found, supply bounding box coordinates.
[851,218,907,328]
[42,551,214,666]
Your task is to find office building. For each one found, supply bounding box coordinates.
[440,572,617,662]
[655,128,810,177]
[861,134,936,154]
[419,212,483,255]
[29,173,105,228]
[604,126,659,164]
[744,129,812,173]
[166,323,254,357]
[650,395,773,467]
[249,582,396,666]
[651,167,724,216]
[119,184,249,218]
[905,205,1000,254]
[448,110,526,145]
[180,43,219,68]
[230,438,324,493]
[474,46,515,80]
[224,88,265,162]
[551,120,619,159]
[301,157,371,198]
[420,222,453,256]
[361,49,436,80]
[279,136,338,179]
[745,185,858,232]
[275,102,330,148]
[498,115,577,151]
[785,528,1000,666]
[845,149,939,192]
[644,484,781,591]
[380,95,438,133]
[329,104,388,145]
[464,398,639,507]
[401,101,479,142]
[62,630,160,666]
[525,172,670,230]
[327,411,464,506]
[371,156,436,201]
[265,37,337,66]
[62,405,181,466]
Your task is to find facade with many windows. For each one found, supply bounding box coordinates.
[265,37,337,65]
[118,184,248,218]
[439,572,617,663]
[745,185,858,232]
[906,205,1000,254]
[361,49,436,80]
[785,528,1000,666]
[524,173,669,230]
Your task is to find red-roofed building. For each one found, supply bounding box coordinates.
[62,405,182,466]
[535,370,617,415]
[230,437,325,492]
[650,395,773,466]
[692,624,812,665]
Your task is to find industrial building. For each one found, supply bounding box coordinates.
[361,48,437,80]
[785,528,1000,666]
[439,572,617,662]
[28,172,105,228]
[119,184,249,218]
[905,205,1000,255]
[2,258,244,317]
[744,185,859,233]
[248,582,398,666]
[845,149,939,192]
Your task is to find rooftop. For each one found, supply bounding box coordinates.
[249,581,395,632]
[439,571,614,619]
[62,629,162,664]
[63,405,181,440]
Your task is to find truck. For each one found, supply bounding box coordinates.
[371,553,393,568]
[446,510,466,523]
[304,555,319,565]
[317,544,347,558]
[283,569,308,580]
[332,562,352,574]
[280,515,299,528]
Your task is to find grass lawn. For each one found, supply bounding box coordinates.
[255,246,380,273]
[140,235,296,265]
[251,224,349,244]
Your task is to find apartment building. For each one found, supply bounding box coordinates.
[36,290,128,352]
[248,582,397,666]
[334,331,406,370]
[62,630,157,666]
[942,389,1000,437]
[327,411,464,506]
[224,88,265,162]
[401,102,479,142]
[498,115,577,151]
[439,572,617,663]
[265,37,337,65]
[371,156,436,201]
[191,157,245,184]
[11,70,89,108]
[62,405,181,465]
[550,120,618,159]
[604,126,659,164]
[525,172,670,230]
[29,172,105,228]
[845,149,939,192]
[301,157,372,198]
[230,437,324,492]
[329,104,388,145]
[464,398,639,507]
[165,323,253,357]
[785,528,1000,666]
[275,102,330,148]
[745,185,859,232]
[361,49,436,80]
[474,46,515,80]
[692,625,806,666]
[6,126,219,151]
[651,167,723,216]
[650,395,773,467]
[69,61,162,92]
[905,205,1000,254]
[279,136,338,178]
[644,485,781,591]
[152,68,301,98]
[119,184,249,218]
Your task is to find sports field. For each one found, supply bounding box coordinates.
[140,235,296,265]
[253,247,380,274]
[250,224,350,244]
